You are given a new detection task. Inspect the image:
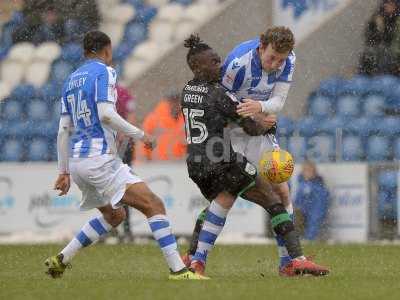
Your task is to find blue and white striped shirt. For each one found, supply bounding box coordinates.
[61,59,118,158]
[221,38,296,101]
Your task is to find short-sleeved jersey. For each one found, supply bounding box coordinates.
[61,59,118,158]
[221,38,296,101]
[181,79,259,166]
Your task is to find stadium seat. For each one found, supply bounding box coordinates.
[123,0,146,8]
[366,135,391,161]
[376,117,400,136]
[105,4,136,24]
[100,23,125,47]
[317,76,345,97]
[147,0,169,7]
[38,81,61,102]
[26,137,50,161]
[307,135,335,162]
[132,41,165,61]
[308,95,333,118]
[0,60,25,88]
[10,84,36,102]
[183,3,210,22]
[0,81,12,101]
[277,116,294,136]
[157,3,185,22]
[113,41,135,62]
[297,117,319,137]
[363,94,385,117]
[148,21,175,44]
[7,42,35,64]
[393,138,400,160]
[123,22,147,46]
[50,59,74,84]
[33,42,61,62]
[175,20,197,40]
[134,5,158,25]
[61,43,83,63]
[370,75,399,96]
[344,117,376,137]
[288,136,307,162]
[340,75,370,95]
[172,0,194,5]
[336,95,360,119]
[25,62,51,87]
[319,116,345,135]
[378,170,398,190]
[27,99,49,121]
[341,135,363,161]
[0,137,24,161]
[1,99,24,121]
[123,58,149,81]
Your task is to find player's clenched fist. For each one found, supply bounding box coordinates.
[54,174,71,196]
[237,99,262,117]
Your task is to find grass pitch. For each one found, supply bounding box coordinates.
[0,243,399,300]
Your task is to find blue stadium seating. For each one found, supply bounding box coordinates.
[317,76,345,97]
[342,135,363,161]
[297,117,320,137]
[123,21,147,46]
[308,95,334,118]
[50,59,74,84]
[288,136,307,162]
[27,99,49,122]
[336,95,360,119]
[26,137,50,161]
[1,99,24,122]
[10,84,36,102]
[307,135,335,162]
[61,43,83,63]
[277,116,294,136]
[376,117,400,136]
[366,135,391,161]
[363,94,386,117]
[319,116,345,135]
[0,137,24,161]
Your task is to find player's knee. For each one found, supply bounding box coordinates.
[103,207,126,227]
[139,192,165,217]
[273,182,290,205]
[267,203,294,236]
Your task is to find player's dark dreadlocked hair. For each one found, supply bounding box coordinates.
[184,34,211,69]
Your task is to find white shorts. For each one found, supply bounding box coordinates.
[230,127,280,170]
[69,154,143,210]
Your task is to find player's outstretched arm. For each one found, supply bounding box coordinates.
[98,102,156,149]
[236,82,291,117]
[54,115,72,196]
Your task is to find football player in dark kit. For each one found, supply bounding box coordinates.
[181,34,329,277]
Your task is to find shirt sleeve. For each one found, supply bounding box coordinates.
[221,56,246,92]
[96,66,117,103]
[277,52,296,83]
[214,88,241,120]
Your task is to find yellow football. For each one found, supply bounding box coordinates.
[259,149,295,184]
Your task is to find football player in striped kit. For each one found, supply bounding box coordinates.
[184,27,330,276]
[44,30,207,280]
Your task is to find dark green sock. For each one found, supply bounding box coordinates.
[188,207,208,256]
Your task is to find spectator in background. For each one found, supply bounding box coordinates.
[13,1,65,44]
[294,160,330,241]
[141,92,186,161]
[12,0,99,45]
[359,0,400,75]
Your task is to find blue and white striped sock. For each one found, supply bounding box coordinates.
[276,204,294,268]
[192,201,229,263]
[148,214,186,272]
[61,216,112,263]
